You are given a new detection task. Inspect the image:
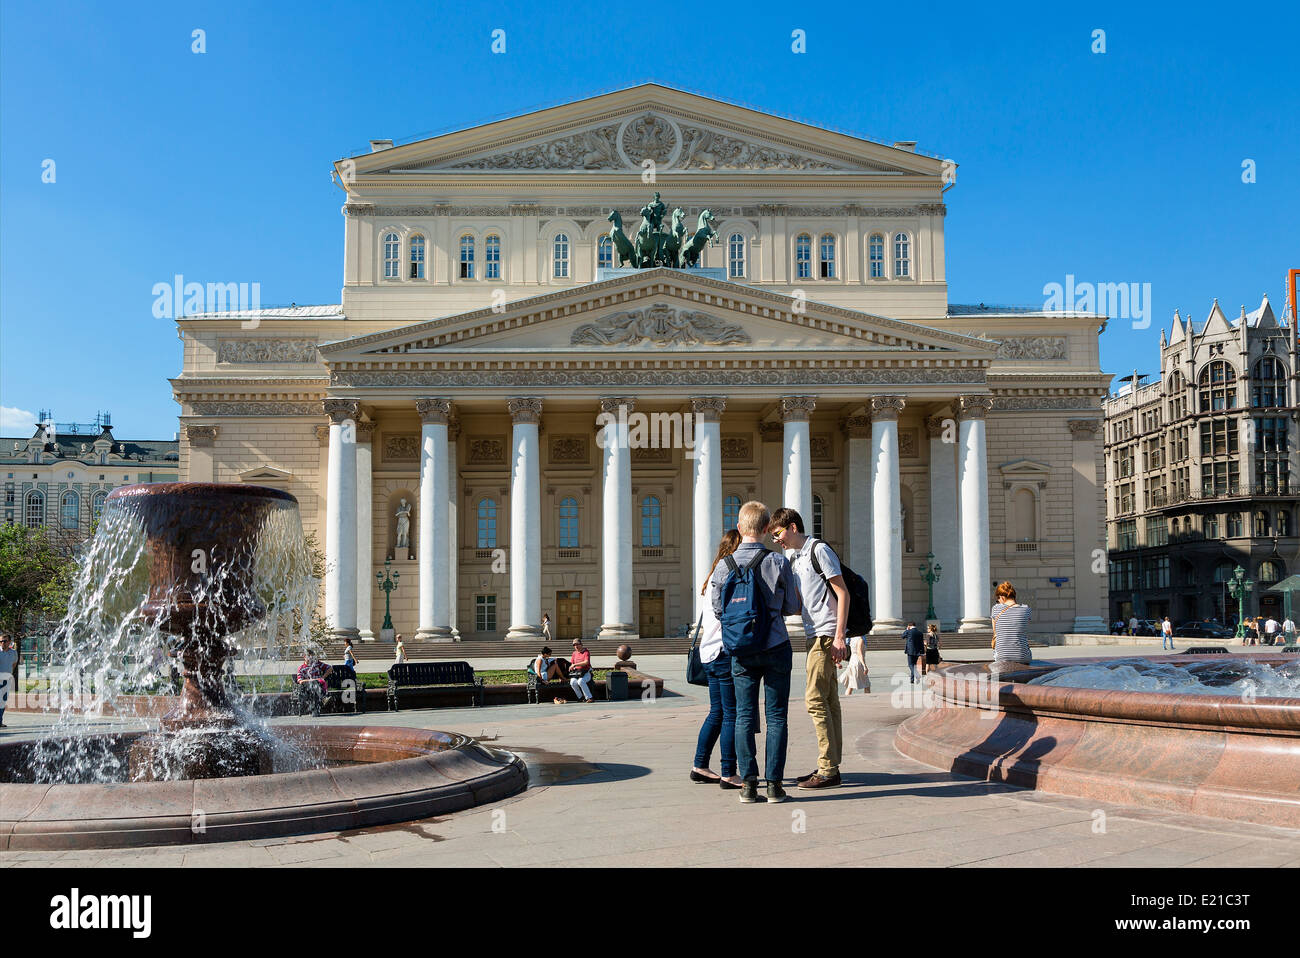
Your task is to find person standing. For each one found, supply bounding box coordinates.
[992,582,1032,665]
[1128,614,1139,637]
[692,531,743,789]
[1284,614,1297,646]
[839,633,870,695]
[1264,615,1280,646]
[921,623,942,675]
[710,501,801,805]
[393,633,407,665]
[769,507,848,790]
[0,634,17,728]
[541,613,552,643]
[902,622,925,683]
[1161,615,1175,651]
[343,638,358,671]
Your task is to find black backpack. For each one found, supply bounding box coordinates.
[808,538,873,637]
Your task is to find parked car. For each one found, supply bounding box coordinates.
[1134,619,1162,636]
[1173,621,1234,639]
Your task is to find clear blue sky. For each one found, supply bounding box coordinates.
[2,0,1297,438]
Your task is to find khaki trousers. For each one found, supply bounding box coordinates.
[805,635,842,775]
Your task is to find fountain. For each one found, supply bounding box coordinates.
[896,655,1300,828]
[0,483,526,849]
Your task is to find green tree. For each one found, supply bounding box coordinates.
[0,523,74,637]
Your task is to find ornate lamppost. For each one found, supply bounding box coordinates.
[1229,566,1254,638]
[376,558,400,641]
[918,552,942,621]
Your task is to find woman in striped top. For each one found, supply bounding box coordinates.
[991,581,1032,665]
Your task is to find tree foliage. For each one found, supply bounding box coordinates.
[0,523,75,636]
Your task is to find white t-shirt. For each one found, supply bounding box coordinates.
[697,599,724,664]
[787,537,843,639]
[1265,618,1279,635]
[1284,619,1296,634]
[1129,617,1138,631]
[1161,619,1173,635]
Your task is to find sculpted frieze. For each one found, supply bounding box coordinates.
[188,401,321,417]
[217,339,319,364]
[571,306,750,347]
[994,337,1069,361]
[383,434,420,461]
[333,367,986,388]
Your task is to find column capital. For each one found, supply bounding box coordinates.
[185,424,218,447]
[415,398,452,424]
[447,417,461,441]
[780,395,817,422]
[869,395,906,422]
[925,415,951,438]
[355,421,377,443]
[691,397,727,422]
[956,395,994,421]
[758,421,784,442]
[1068,418,1102,440]
[841,415,872,439]
[599,397,636,415]
[322,398,360,423]
[316,424,330,446]
[508,397,543,424]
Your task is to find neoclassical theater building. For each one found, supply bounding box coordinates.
[171,85,1111,642]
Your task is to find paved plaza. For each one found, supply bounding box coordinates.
[2,643,1298,868]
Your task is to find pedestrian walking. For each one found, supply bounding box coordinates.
[1284,615,1296,646]
[992,582,1032,665]
[1160,615,1175,651]
[393,633,407,665]
[921,623,942,675]
[691,530,743,790]
[902,621,925,683]
[541,613,552,643]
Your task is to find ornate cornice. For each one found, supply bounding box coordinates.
[332,366,986,388]
[781,396,817,422]
[1068,419,1102,439]
[956,395,995,420]
[184,424,218,447]
[415,398,452,424]
[508,397,543,425]
[691,397,727,422]
[870,395,906,421]
[349,203,945,219]
[599,397,636,415]
[322,398,361,423]
[188,401,322,417]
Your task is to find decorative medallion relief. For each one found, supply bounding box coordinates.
[811,435,833,461]
[384,434,420,462]
[185,425,218,447]
[721,434,752,462]
[468,437,506,464]
[994,337,1069,361]
[217,339,318,364]
[550,436,589,463]
[570,306,750,347]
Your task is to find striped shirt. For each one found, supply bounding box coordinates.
[991,602,1032,663]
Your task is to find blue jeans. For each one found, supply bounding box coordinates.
[693,655,736,775]
[1162,634,1174,649]
[731,641,792,783]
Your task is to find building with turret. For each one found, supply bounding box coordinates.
[1103,293,1295,626]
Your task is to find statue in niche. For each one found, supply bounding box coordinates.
[395,498,412,552]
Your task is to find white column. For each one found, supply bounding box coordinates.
[416,398,452,640]
[691,398,726,619]
[927,414,961,628]
[780,397,815,523]
[844,414,872,579]
[323,399,360,641]
[447,419,460,639]
[598,398,637,639]
[957,395,994,632]
[869,395,905,633]
[355,421,375,640]
[1069,419,1108,633]
[506,398,543,640]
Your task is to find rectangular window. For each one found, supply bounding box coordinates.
[475,594,497,632]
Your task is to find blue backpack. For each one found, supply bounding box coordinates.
[719,552,773,655]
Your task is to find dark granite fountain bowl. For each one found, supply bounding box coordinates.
[895,656,1300,828]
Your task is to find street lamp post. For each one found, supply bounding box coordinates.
[918,552,942,622]
[1228,566,1254,638]
[375,558,400,640]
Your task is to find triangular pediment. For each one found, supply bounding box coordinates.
[340,84,943,177]
[239,466,293,484]
[999,458,1052,480]
[320,270,996,361]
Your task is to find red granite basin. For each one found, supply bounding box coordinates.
[0,726,527,849]
[895,655,1300,828]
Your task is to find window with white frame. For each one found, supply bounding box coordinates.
[723,495,741,535]
[459,235,475,279]
[869,233,885,278]
[475,594,497,632]
[893,232,911,277]
[728,233,745,278]
[92,491,106,522]
[61,490,79,530]
[641,496,661,547]
[383,232,400,279]
[553,233,570,278]
[485,234,501,279]
[819,234,836,279]
[25,490,43,528]
[408,234,425,279]
[597,236,613,270]
[559,496,579,548]
[476,498,497,548]
[795,234,812,279]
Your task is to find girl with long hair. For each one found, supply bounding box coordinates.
[691,530,744,789]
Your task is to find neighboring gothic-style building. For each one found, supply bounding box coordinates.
[171,85,1111,641]
[1103,294,1295,624]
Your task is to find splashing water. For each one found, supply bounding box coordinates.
[1026,657,1300,699]
[27,486,326,783]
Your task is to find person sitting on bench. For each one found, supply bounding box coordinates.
[294,652,332,716]
[533,646,567,681]
[568,638,595,703]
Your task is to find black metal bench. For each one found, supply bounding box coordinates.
[526,659,568,704]
[387,661,484,711]
[325,664,365,714]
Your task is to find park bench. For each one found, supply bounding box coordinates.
[525,659,568,704]
[387,661,484,711]
[325,664,365,714]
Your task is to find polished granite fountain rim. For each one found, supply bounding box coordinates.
[0,725,528,850]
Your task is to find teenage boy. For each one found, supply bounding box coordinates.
[710,500,801,804]
[769,507,848,789]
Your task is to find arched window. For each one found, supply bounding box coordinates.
[1197,361,1237,412]
[795,234,812,279]
[819,234,836,279]
[25,490,44,528]
[1254,510,1270,537]
[559,496,579,548]
[641,496,661,547]
[382,232,400,279]
[812,494,824,538]
[1212,561,1234,583]
[476,498,497,549]
[60,491,79,530]
[723,495,741,535]
[459,235,475,279]
[1252,357,1287,407]
[728,233,746,278]
[597,236,613,271]
[893,232,911,277]
[1259,560,1283,585]
[868,233,885,278]
[485,234,501,280]
[1012,488,1037,541]
[553,233,570,279]
[92,490,106,522]
[1279,510,1291,537]
[408,234,425,279]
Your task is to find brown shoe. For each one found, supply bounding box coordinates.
[796,772,842,789]
[795,770,819,784]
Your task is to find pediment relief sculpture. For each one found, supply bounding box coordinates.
[570,305,750,347]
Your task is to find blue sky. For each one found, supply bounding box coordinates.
[2,0,1296,438]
